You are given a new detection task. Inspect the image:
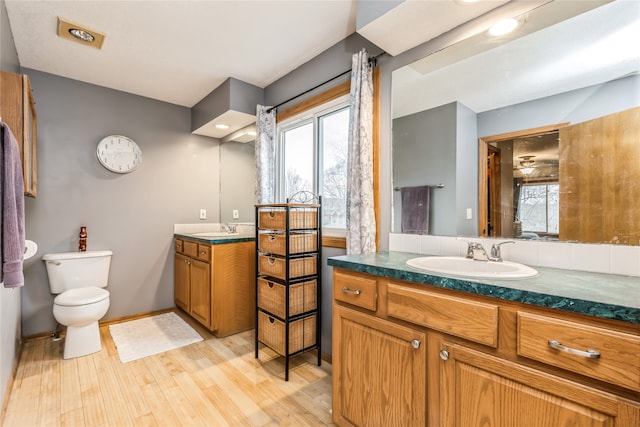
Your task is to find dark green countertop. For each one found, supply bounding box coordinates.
[175,233,255,245]
[327,251,640,325]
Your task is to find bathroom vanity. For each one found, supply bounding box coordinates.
[328,252,639,427]
[174,234,255,337]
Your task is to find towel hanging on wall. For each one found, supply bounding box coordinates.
[1,123,26,288]
[401,185,431,235]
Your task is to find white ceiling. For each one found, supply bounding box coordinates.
[393,0,640,118]
[4,0,529,111]
[5,0,359,108]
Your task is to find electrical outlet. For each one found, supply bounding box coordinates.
[199,209,206,220]
[232,209,239,219]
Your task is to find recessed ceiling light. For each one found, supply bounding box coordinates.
[215,124,230,130]
[57,17,105,49]
[69,29,95,43]
[488,18,519,36]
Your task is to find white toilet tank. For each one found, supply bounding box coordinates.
[42,250,113,294]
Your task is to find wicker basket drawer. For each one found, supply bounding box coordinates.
[258,278,317,318]
[258,232,317,256]
[258,254,317,280]
[258,209,318,230]
[258,311,316,356]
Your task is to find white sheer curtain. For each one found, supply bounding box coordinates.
[255,105,276,204]
[346,49,376,254]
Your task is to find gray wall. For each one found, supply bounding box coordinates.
[22,69,221,337]
[219,141,255,224]
[0,0,21,409]
[478,74,640,138]
[392,101,478,237]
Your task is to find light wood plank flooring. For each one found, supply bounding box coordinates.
[2,311,334,426]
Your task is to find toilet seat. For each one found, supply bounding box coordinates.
[54,287,109,306]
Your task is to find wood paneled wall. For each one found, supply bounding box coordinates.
[559,107,640,245]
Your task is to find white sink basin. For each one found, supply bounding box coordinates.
[191,232,239,237]
[406,256,538,280]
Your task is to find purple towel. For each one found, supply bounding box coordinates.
[401,186,430,235]
[1,123,26,288]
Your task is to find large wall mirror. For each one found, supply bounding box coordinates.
[392,0,640,245]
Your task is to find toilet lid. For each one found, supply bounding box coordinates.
[54,287,109,306]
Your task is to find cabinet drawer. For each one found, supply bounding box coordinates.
[258,254,316,280]
[258,209,318,230]
[183,240,198,258]
[196,244,211,261]
[175,239,184,254]
[257,311,316,356]
[333,270,377,311]
[258,277,316,319]
[517,312,640,391]
[258,231,317,255]
[387,282,499,347]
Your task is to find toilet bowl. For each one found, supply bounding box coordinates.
[53,287,110,359]
[42,250,113,359]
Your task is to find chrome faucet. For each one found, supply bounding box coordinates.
[221,223,238,234]
[466,242,490,261]
[490,240,515,262]
[466,240,514,262]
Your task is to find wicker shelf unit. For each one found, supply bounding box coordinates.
[254,200,322,381]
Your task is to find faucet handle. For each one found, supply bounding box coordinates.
[490,240,515,260]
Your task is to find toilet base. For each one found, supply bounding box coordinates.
[63,321,102,359]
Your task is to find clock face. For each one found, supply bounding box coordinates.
[97,135,142,173]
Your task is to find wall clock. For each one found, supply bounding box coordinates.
[96,135,142,173]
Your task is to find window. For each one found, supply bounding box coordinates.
[277,96,349,236]
[518,183,559,234]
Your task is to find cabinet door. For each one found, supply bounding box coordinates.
[439,341,634,427]
[332,304,427,427]
[174,253,191,312]
[189,258,211,328]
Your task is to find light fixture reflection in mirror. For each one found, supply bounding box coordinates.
[391,0,640,245]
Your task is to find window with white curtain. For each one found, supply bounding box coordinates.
[276,95,349,236]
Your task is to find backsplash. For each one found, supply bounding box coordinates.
[389,233,640,277]
[174,223,255,235]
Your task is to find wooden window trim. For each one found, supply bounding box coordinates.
[276,68,380,250]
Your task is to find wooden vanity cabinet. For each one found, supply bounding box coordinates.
[331,268,640,427]
[0,70,38,197]
[174,238,255,336]
[332,304,427,427]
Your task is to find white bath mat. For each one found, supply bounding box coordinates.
[109,312,203,363]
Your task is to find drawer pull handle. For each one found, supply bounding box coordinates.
[268,257,276,265]
[342,287,361,295]
[269,234,276,241]
[268,282,274,288]
[439,350,449,361]
[200,250,206,255]
[411,339,421,349]
[548,340,601,359]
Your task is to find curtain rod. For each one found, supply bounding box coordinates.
[266,52,386,114]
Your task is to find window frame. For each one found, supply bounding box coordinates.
[275,68,380,250]
[518,182,560,236]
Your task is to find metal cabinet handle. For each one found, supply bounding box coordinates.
[439,350,449,361]
[200,250,206,255]
[342,287,361,295]
[47,261,62,266]
[268,257,276,265]
[548,340,601,359]
[411,339,421,349]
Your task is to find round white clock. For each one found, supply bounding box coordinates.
[96,135,142,173]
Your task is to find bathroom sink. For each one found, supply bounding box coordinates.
[406,256,538,280]
[191,232,239,237]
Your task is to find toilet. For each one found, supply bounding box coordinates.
[42,250,113,359]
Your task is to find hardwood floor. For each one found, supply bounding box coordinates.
[2,311,334,426]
